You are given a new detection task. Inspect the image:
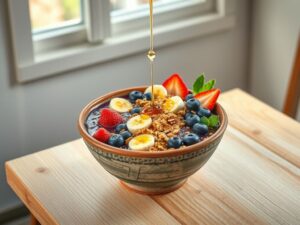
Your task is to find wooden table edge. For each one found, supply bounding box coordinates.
[5,161,58,225]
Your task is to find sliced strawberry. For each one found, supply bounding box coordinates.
[162,73,189,99]
[93,128,111,143]
[194,88,221,110]
[98,108,123,128]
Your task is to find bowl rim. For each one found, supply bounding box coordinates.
[78,86,228,158]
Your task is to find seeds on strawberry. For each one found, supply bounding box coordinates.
[194,88,221,110]
[162,73,189,99]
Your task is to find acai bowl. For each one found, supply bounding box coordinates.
[78,74,228,194]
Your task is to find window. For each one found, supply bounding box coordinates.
[29,0,83,33]
[111,0,170,11]
[7,0,236,82]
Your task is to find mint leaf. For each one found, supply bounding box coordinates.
[208,115,220,128]
[193,74,204,94]
[200,116,209,126]
[199,79,215,92]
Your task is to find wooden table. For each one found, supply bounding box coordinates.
[5,89,300,225]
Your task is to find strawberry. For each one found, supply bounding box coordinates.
[194,88,221,110]
[162,74,189,99]
[93,128,111,143]
[98,108,123,128]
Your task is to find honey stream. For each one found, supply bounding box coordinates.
[147,0,156,106]
[144,0,163,116]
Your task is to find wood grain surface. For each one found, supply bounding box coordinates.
[153,127,300,225]
[219,89,300,168]
[6,140,179,225]
[5,89,300,225]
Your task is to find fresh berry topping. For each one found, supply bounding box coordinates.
[131,107,141,114]
[194,88,221,111]
[120,131,132,140]
[183,133,200,146]
[185,114,200,127]
[197,107,211,117]
[185,94,194,101]
[192,123,208,136]
[186,98,201,111]
[129,91,143,102]
[184,112,193,120]
[115,123,127,133]
[143,92,152,100]
[167,136,182,149]
[162,74,189,99]
[98,108,123,128]
[93,128,111,143]
[121,112,131,120]
[108,134,124,147]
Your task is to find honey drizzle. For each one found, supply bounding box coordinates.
[147,0,156,106]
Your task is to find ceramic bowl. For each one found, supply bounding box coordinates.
[78,86,228,195]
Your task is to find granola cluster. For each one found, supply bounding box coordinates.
[125,97,188,151]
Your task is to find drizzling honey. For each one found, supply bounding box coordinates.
[142,105,162,116]
[147,0,156,106]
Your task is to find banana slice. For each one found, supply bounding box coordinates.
[127,114,152,134]
[109,98,133,113]
[129,134,155,151]
[163,96,184,113]
[144,85,167,99]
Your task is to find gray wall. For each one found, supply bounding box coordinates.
[0,1,251,211]
[250,0,300,120]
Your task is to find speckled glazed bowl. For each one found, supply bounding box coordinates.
[78,86,228,195]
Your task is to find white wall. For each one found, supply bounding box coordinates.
[0,0,250,211]
[250,0,300,120]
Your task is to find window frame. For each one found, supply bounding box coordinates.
[111,0,214,35]
[7,0,236,82]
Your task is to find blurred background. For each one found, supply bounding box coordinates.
[0,0,299,224]
[29,0,172,30]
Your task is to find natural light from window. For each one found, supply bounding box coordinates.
[111,0,184,11]
[10,0,231,82]
[29,0,82,32]
[29,0,188,33]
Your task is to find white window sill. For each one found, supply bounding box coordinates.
[18,13,235,83]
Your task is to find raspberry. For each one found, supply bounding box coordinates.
[93,128,111,143]
[98,108,123,128]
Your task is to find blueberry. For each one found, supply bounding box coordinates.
[186,98,201,111]
[185,114,200,127]
[192,123,208,136]
[129,91,143,102]
[108,134,124,147]
[185,94,194,101]
[197,108,211,117]
[183,133,200,146]
[131,107,141,114]
[115,123,127,133]
[143,92,152,101]
[167,136,182,149]
[184,112,193,120]
[120,131,132,140]
[121,112,131,120]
